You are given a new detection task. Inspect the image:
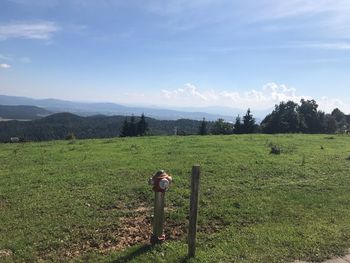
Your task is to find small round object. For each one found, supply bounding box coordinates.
[159,178,170,190]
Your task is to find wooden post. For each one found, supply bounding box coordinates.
[153,192,165,240]
[188,165,200,258]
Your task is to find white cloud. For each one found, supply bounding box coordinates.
[318,97,349,113]
[0,63,11,69]
[162,83,213,102]
[160,82,350,113]
[0,21,60,40]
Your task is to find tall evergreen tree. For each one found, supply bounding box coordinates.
[233,115,243,134]
[129,115,137,136]
[137,113,148,136]
[242,108,256,133]
[120,118,130,137]
[198,118,208,135]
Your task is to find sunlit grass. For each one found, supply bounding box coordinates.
[0,134,350,262]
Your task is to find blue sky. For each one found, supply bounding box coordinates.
[0,0,350,113]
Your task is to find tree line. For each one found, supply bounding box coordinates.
[120,114,149,137]
[1,98,349,142]
[197,99,350,135]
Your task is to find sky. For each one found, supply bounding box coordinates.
[0,0,350,113]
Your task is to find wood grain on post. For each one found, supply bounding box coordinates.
[188,165,200,258]
[153,192,165,238]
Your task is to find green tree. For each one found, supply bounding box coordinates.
[242,108,256,133]
[261,101,299,133]
[120,118,130,137]
[198,118,208,135]
[137,113,148,136]
[323,114,337,134]
[331,108,345,123]
[211,118,233,135]
[129,115,137,136]
[233,115,243,134]
[297,99,321,133]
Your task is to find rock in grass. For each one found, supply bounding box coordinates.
[0,249,13,257]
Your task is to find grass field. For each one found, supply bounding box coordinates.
[1,134,350,262]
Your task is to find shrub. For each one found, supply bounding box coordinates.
[65,132,76,141]
[270,145,281,155]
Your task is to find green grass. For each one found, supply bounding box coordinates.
[1,134,350,262]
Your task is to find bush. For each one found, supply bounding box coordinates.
[270,145,281,155]
[65,132,76,141]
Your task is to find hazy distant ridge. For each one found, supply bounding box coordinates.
[0,105,51,120]
[0,95,234,121]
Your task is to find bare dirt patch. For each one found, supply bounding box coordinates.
[40,200,226,260]
[0,195,8,209]
[101,203,186,252]
[42,202,187,260]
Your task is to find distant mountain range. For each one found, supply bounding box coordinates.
[0,95,233,121]
[0,95,268,121]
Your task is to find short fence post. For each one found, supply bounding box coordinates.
[188,165,200,258]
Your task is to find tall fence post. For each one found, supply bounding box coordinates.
[188,165,200,258]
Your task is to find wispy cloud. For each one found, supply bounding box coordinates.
[0,63,11,69]
[0,54,13,61]
[243,0,350,21]
[296,42,350,50]
[241,0,350,38]
[160,83,350,113]
[0,21,60,40]
[0,54,32,64]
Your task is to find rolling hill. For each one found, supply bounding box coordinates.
[0,105,51,120]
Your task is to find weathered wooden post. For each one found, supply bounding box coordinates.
[188,165,200,258]
[149,170,172,245]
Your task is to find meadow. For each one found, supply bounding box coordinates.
[1,134,350,262]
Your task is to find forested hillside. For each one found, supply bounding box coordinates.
[0,113,212,142]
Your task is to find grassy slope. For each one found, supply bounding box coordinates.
[0,134,350,262]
